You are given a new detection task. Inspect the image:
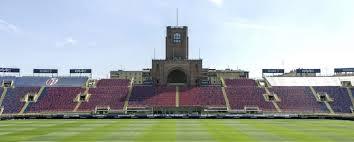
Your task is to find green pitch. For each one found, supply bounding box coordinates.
[0,119,353,142]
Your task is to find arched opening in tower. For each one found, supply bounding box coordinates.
[167,69,187,84]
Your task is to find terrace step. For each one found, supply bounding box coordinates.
[73,102,81,112]
[19,102,29,114]
[310,86,334,114]
[324,101,335,114]
[20,87,43,114]
[73,87,90,112]
[264,87,281,112]
[220,77,227,87]
[346,87,354,107]
[221,87,231,111]
[176,86,179,107]
[264,78,272,88]
[272,101,281,113]
[0,87,8,107]
[123,77,135,112]
[37,86,46,99]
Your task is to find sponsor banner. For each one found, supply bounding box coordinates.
[334,68,354,73]
[70,69,92,73]
[262,69,284,73]
[0,68,20,73]
[33,69,58,73]
[46,78,59,86]
[296,69,321,73]
[143,80,153,85]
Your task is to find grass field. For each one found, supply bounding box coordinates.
[0,119,353,142]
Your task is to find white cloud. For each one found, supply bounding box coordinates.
[0,18,19,33]
[224,17,279,31]
[208,0,223,7]
[87,41,97,47]
[55,37,78,47]
[230,22,278,31]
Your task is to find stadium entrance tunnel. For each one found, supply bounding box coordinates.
[167,69,187,84]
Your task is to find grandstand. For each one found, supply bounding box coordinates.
[0,76,353,116]
[0,25,353,119]
[2,2,354,141]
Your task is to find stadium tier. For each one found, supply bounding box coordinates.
[96,79,130,87]
[179,86,225,107]
[1,76,88,87]
[0,76,17,82]
[225,79,257,87]
[129,86,176,107]
[226,86,276,111]
[78,87,129,111]
[1,87,40,114]
[313,86,352,113]
[0,77,353,115]
[26,87,85,113]
[269,86,327,113]
[225,79,275,111]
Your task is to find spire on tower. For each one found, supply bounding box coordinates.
[176,8,179,26]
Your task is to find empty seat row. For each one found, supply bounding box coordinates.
[269,86,327,113]
[129,86,176,107]
[1,87,40,114]
[226,86,275,111]
[26,87,84,113]
[313,86,352,113]
[0,76,88,87]
[96,79,130,88]
[78,86,129,111]
[225,79,257,87]
[179,86,225,107]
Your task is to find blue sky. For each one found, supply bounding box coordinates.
[1,0,354,78]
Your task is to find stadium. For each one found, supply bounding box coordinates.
[1,25,354,141]
[1,1,354,142]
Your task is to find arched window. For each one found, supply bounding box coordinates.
[173,33,181,43]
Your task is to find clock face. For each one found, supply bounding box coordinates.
[173,33,181,43]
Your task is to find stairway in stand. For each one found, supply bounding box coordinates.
[264,87,281,113]
[0,88,8,107]
[310,86,334,114]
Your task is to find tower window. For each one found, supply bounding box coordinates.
[173,33,181,43]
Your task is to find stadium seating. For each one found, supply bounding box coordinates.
[78,86,129,111]
[269,86,327,113]
[15,77,88,87]
[266,76,354,86]
[313,86,352,113]
[0,76,352,114]
[26,87,84,113]
[129,86,176,107]
[226,86,275,111]
[0,76,17,82]
[51,77,88,87]
[225,79,257,87]
[179,86,225,107]
[96,79,130,88]
[1,87,40,114]
[15,76,49,87]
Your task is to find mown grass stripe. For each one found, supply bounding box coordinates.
[282,120,354,141]
[176,119,214,142]
[0,120,83,142]
[200,119,257,142]
[244,119,335,142]
[57,119,133,142]
[134,119,177,142]
[0,119,353,142]
[223,119,288,142]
